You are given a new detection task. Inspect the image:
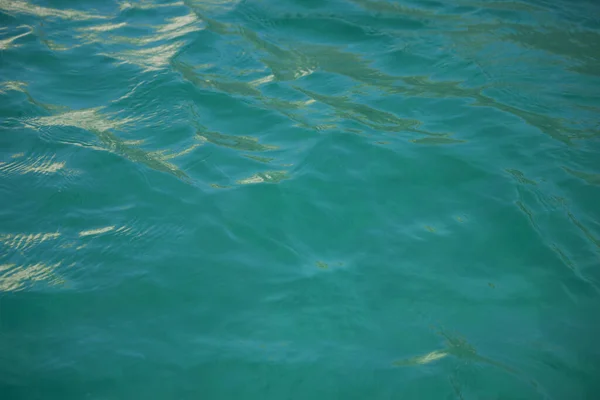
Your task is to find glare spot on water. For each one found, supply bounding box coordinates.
[237,171,288,185]
[0,81,27,94]
[78,225,140,239]
[79,226,116,237]
[27,107,132,133]
[393,330,522,378]
[0,0,107,20]
[0,262,64,292]
[80,22,127,33]
[103,42,186,72]
[250,74,275,87]
[119,1,185,11]
[393,350,449,366]
[0,25,33,50]
[0,155,66,176]
[23,104,192,180]
[293,67,315,79]
[85,10,203,71]
[155,142,203,161]
[0,232,61,252]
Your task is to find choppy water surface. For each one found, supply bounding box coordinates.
[1,0,600,398]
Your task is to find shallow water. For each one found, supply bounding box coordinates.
[1,0,600,398]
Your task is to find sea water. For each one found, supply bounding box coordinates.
[1,0,600,398]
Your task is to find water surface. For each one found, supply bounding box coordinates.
[1,0,600,398]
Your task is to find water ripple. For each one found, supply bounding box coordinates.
[0,0,107,20]
[2,0,600,397]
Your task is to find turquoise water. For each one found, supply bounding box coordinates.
[1,0,600,398]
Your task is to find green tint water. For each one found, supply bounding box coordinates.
[1,0,600,398]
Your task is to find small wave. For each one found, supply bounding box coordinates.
[237,171,289,185]
[563,167,600,187]
[0,80,27,94]
[25,106,190,180]
[0,261,64,292]
[80,22,127,33]
[0,0,107,20]
[0,25,33,50]
[27,107,132,133]
[89,10,203,71]
[79,226,118,237]
[104,41,186,72]
[0,154,66,176]
[185,0,241,14]
[119,0,185,11]
[197,128,277,153]
[0,231,61,252]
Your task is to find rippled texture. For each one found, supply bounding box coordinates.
[1,0,600,398]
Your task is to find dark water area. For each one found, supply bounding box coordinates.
[1,0,600,398]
